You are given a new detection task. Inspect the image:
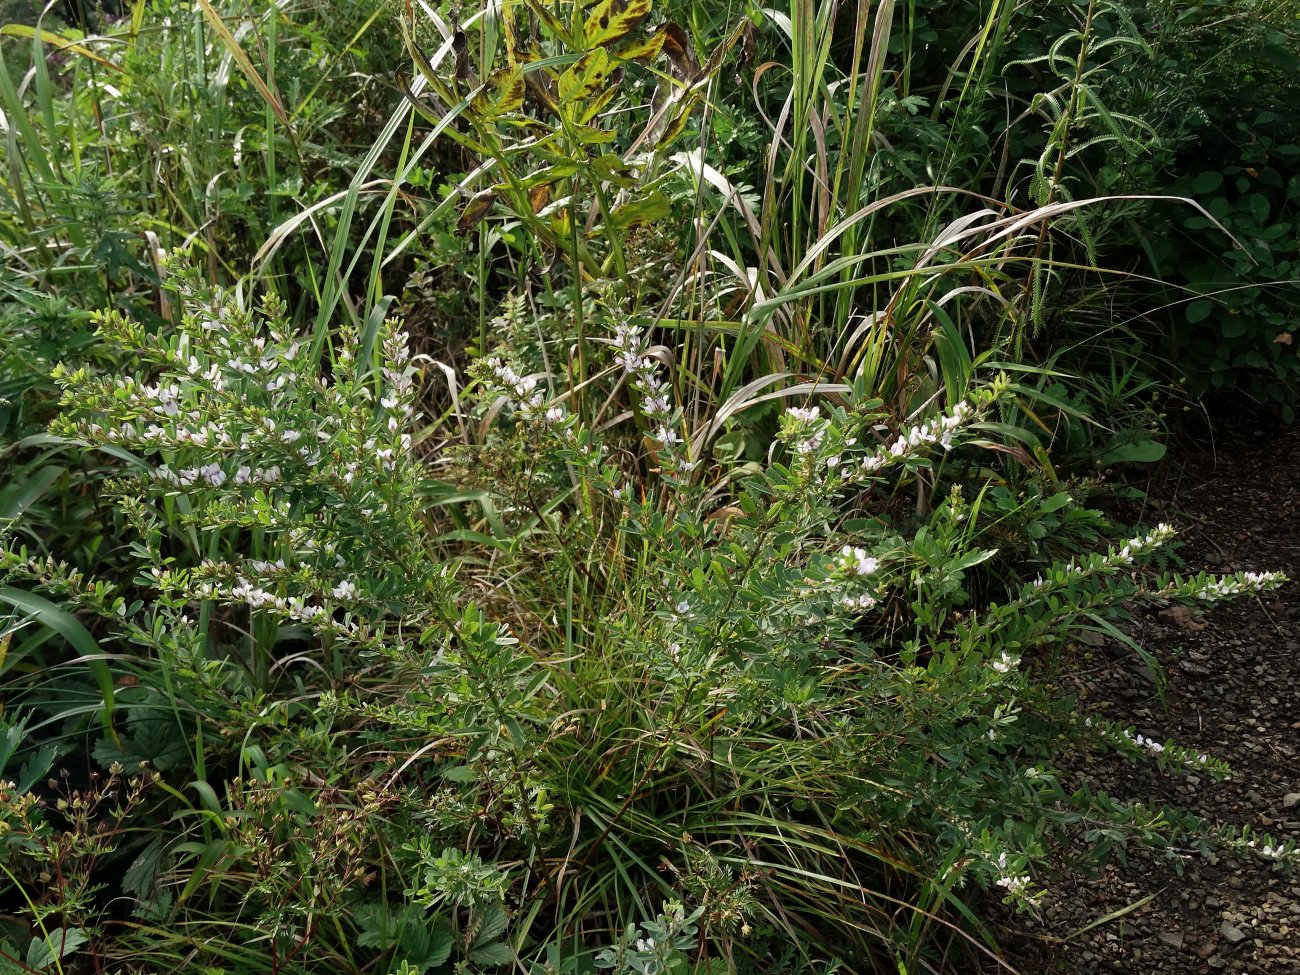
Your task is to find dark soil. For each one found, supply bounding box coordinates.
[993,425,1300,975]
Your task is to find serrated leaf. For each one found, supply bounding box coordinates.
[121,836,166,899]
[584,0,652,49]
[467,941,514,966]
[397,923,431,961]
[92,713,189,772]
[473,904,509,945]
[27,928,88,970]
[418,926,453,969]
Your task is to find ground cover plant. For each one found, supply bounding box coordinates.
[1,0,1297,973]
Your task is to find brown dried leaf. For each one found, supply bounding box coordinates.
[456,191,495,236]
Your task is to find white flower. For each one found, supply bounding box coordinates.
[654,426,682,447]
[840,546,879,576]
[786,406,820,423]
[615,349,649,374]
[613,323,642,348]
[795,432,823,456]
[644,394,671,417]
[199,463,226,487]
[990,652,1016,674]
[332,580,357,600]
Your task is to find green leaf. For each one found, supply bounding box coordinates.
[473,903,509,945]
[468,942,514,966]
[1221,317,1249,339]
[609,190,672,231]
[0,588,116,741]
[1097,440,1166,466]
[27,928,88,970]
[558,47,613,105]
[92,710,189,772]
[1185,300,1213,324]
[1192,171,1223,194]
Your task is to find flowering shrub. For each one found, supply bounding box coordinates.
[0,267,1291,973]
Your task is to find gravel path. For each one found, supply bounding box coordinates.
[993,427,1300,974]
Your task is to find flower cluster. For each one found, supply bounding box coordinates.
[1192,570,1287,602]
[611,323,694,475]
[1110,523,1177,565]
[781,405,830,461]
[44,269,431,641]
[859,399,978,476]
[1024,523,1179,593]
[226,578,326,622]
[838,545,880,577]
[992,852,1034,900]
[1122,728,1168,755]
[484,357,545,415]
[1083,717,1222,774]
[1244,839,1291,861]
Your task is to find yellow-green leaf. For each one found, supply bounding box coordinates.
[529,182,553,214]
[590,154,636,187]
[609,189,672,230]
[0,25,122,71]
[472,67,526,118]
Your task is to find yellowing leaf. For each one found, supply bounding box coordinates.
[456,191,496,235]
[616,28,667,64]
[529,183,553,214]
[558,47,612,105]
[472,67,526,118]
[609,190,672,231]
[654,91,704,149]
[584,0,652,50]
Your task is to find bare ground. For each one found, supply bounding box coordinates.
[992,425,1300,975]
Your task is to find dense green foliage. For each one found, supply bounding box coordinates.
[1,0,1297,973]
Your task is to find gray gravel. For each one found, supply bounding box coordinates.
[988,428,1300,975]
